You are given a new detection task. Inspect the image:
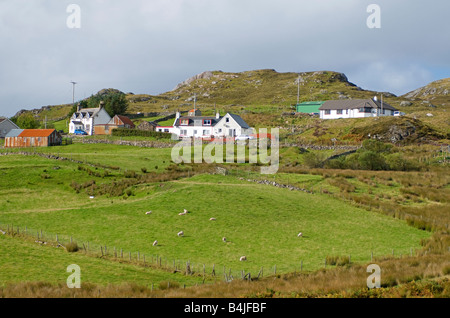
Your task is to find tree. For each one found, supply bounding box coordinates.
[67,90,129,118]
[16,113,39,129]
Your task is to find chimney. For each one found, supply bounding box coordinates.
[175,111,180,119]
[216,112,220,119]
[99,101,105,109]
[76,103,81,112]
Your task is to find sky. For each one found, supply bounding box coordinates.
[0,0,449,118]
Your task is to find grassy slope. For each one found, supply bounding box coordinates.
[0,234,206,288]
[0,149,430,280]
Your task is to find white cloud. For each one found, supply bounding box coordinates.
[0,0,449,117]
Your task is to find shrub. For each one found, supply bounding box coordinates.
[66,242,79,253]
[141,167,147,173]
[361,139,393,153]
[111,128,171,139]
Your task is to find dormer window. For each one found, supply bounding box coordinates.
[203,119,211,125]
[180,119,189,125]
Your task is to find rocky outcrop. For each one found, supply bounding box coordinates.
[173,71,214,90]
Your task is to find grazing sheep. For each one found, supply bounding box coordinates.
[177,231,184,237]
[209,217,216,221]
[152,240,158,246]
[297,232,303,238]
[184,209,189,213]
[239,256,247,261]
[178,212,186,216]
[145,211,152,215]
[222,237,227,243]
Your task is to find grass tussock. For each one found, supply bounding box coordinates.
[65,242,79,253]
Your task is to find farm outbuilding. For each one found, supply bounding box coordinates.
[4,129,62,148]
[94,115,135,135]
[295,101,325,114]
[0,118,20,138]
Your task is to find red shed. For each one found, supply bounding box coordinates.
[4,129,62,148]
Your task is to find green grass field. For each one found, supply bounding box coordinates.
[0,145,431,288]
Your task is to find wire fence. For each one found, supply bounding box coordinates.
[0,220,423,288]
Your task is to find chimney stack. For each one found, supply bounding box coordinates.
[77,103,81,112]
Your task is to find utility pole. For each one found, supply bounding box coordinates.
[297,75,300,105]
[70,81,77,105]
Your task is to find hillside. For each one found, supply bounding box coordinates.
[401,78,450,107]
[9,69,450,143]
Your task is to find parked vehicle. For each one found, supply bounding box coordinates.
[235,134,256,141]
[74,129,87,135]
[393,111,405,116]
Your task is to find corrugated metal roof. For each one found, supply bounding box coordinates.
[116,115,135,127]
[5,129,24,137]
[18,129,56,137]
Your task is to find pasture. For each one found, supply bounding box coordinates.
[0,144,431,288]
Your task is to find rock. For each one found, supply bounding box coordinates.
[400,101,413,107]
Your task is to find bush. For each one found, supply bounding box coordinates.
[66,242,79,253]
[112,128,171,139]
[303,152,326,168]
[361,139,393,153]
[357,151,388,171]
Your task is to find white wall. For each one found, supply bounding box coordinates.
[320,108,395,119]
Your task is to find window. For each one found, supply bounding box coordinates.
[181,119,189,125]
[337,109,343,115]
[203,130,210,135]
[325,110,331,115]
[203,119,211,125]
[346,109,349,114]
[180,129,187,136]
[164,129,169,133]
[218,128,222,133]
[359,107,372,113]
[225,117,230,123]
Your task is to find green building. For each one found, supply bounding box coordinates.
[295,101,325,114]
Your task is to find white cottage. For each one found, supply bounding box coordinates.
[69,102,112,135]
[156,109,252,139]
[319,99,398,120]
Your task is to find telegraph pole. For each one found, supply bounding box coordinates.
[70,81,77,104]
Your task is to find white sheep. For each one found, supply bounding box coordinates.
[297,232,303,238]
[177,231,184,237]
[184,209,189,213]
[209,217,216,221]
[145,211,152,215]
[222,237,227,243]
[152,240,158,246]
[178,212,186,216]
[239,256,247,261]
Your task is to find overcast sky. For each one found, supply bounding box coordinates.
[0,0,449,117]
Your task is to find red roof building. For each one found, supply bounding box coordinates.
[4,129,62,148]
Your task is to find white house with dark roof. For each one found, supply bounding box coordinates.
[0,118,20,138]
[69,102,112,135]
[319,98,398,119]
[156,109,252,139]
